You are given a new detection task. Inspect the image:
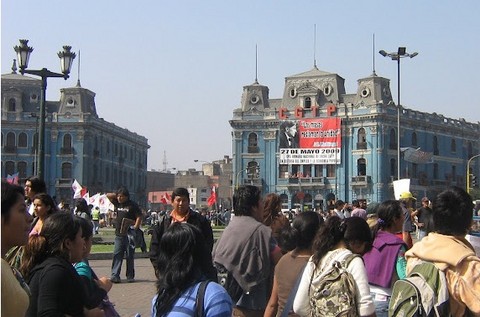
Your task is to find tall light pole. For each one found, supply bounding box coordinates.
[379,47,418,180]
[14,39,76,181]
[467,154,480,194]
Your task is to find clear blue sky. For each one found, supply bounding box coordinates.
[2,1,479,171]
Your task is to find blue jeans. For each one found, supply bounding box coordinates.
[371,292,389,317]
[111,229,136,279]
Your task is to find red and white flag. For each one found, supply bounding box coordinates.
[207,186,217,206]
[160,192,171,204]
[72,179,83,199]
[6,173,19,185]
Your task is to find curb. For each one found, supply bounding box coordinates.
[88,252,150,261]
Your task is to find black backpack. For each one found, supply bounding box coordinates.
[214,263,243,303]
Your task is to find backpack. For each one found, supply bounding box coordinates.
[309,253,359,317]
[388,261,450,317]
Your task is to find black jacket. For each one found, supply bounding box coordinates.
[149,210,214,276]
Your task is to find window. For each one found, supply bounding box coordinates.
[433,136,439,155]
[412,163,418,179]
[279,165,288,178]
[389,129,396,150]
[314,165,323,178]
[304,97,311,109]
[451,165,456,181]
[6,132,15,147]
[433,163,439,179]
[390,158,396,177]
[18,133,27,148]
[63,134,72,149]
[248,133,259,153]
[467,142,473,159]
[33,133,38,149]
[412,132,417,147]
[106,141,110,154]
[326,165,335,178]
[61,163,72,179]
[106,167,110,183]
[247,161,259,178]
[357,158,366,176]
[17,162,27,179]
[8,98,16,112]
[5,161,15,176]
[451,139,456,153]
[357,128,367,149]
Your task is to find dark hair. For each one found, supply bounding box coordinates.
[280,120,296,131]
[280,211,323,251]
[116,186,130,198]
[1,181,25,222]
[21,213,80,279]
[335,200,345,209]
[33,193,59,216]
[75,198,90,215]
[154,223,213,316]
[371,200,403,237]
[432,186,474,235]
[233,185,261,216]
[26,176,47,196]
[312,216,372,266]
[171,187,190,201]
[76,216,93,240]
[263,193,282,225]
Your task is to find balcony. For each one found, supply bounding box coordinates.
[356,142,367,150]
[56,178,73,187]
[247,146,260,153]
[3,145,17,153]
[243,177,262,186]
[351,175,371,187]
[286,176,325,188]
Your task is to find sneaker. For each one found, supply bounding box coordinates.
[127,277,135,283]
[111,276,121,283]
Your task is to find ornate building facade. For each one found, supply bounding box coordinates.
[1,68,149,207]
[230,66,480,211]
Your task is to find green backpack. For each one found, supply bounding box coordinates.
[309,254,359,317]
[388,261,450,317]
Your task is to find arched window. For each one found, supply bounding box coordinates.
[390,158,396,177]
[63,134,72,149]
[248,133,259,153]
[304,97,312,109]
[5,161,15,177]
[450,139,456,153]
[411,132,417,146]
[411,163,418,178]
[357,128,367,149]
[247,161,259,179]
[389,129,396,150]
[433,136,439,155]
[6,132,15,147]
[18,132,27,148]
[17,162,27,179]
[8,98,16,112]
[468,142,473,158]
[357,158,366,176]
[61,162,72,179]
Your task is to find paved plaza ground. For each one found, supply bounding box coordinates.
[90,257,156,317]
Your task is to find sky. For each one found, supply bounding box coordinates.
[2,1,479,171]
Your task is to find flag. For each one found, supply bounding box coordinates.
[72,179,83,199]
[207,186,217,206]
[6,173,19,185]
[401,147,434,164]
[160,192,171,204]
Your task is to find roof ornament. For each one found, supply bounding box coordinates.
[11,59,17,74]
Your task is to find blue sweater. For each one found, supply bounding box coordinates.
[151,281,232,317]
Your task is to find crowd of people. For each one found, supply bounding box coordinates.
[2,179,480,316]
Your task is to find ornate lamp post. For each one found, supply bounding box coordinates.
[14,39,76,181]
[379,47,418,180]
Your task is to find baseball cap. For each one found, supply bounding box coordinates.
[399,192,416,200]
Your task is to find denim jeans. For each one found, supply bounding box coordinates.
[371,292,390,317]
[111,229,136,279]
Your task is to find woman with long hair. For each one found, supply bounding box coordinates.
[264,211,323,317]
[1,181,33,317]
[293,216,376,317]
[30,193,58,235]
[262,193,290,252]
[21,212,103,317]
[363,200,407,317]
[152,222,232,316]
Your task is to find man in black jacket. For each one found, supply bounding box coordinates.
[149,187,214,278]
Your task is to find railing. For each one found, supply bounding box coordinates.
[351,175,371,186]
[56,178,72,187]
[3,145,17,153]
[356,142,367,150]
[60,147,74,155]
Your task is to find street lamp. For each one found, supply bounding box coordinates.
[14,39,76,181]
[379,47,418,180]
[467,154,480,194]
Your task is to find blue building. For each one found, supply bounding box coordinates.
[1,65,149,207]
[230,66,480,211]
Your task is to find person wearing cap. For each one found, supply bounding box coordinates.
[415,197,432,240]
[399,192,416,249]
